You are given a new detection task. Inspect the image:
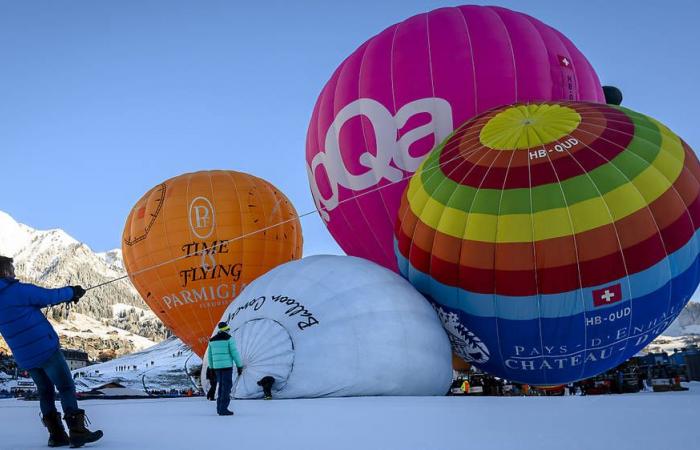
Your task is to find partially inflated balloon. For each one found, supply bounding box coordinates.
[122,170,302,356]
[307,5,605,272]
[396,102,700,385]
[201,255,452,398]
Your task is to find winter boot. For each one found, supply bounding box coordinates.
[64,409,103,448]
[42,411,70,447]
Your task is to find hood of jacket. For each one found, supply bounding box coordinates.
[0,277,17,293]
[210,331,231,342]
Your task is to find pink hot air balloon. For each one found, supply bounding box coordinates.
[306,5,605,272]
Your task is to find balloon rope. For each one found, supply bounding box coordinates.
[85,124,490,291]
[86,205,322,291]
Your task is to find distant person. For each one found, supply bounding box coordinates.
[673,374,681,388]
[257,376,275,400]
[580,380,589,396]
[206,367,217,401]
[460,379,470,395]
[206,322,243,416]
[0,255,103,447]
[616,370,625,394]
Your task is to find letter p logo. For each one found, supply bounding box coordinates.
[193,206,209,228]
[188,196,216,239]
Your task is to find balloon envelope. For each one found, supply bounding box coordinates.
[202,255,453,398]
[122,170,302,356]
[395,102,700,385]
[307,5,605,273]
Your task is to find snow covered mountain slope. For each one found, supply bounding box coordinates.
[0,211,36,257]
[0,210,167,360]
[645,335,700,354]
[96,249,124,271]
[54,312,156,357]
[73,337,200,393]
[664,302,700,337]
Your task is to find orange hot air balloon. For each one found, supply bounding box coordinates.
[122,170,303,356]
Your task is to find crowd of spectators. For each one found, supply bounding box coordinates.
[145,388,196,397]
[450,354,690,397]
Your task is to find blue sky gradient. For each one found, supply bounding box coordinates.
[1,0,698,262]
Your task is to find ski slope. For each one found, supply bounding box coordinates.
[1,383,698,450]
[73,337,200,393]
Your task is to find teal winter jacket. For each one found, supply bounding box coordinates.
[207,331,242,370]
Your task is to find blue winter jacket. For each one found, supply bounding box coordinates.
[0,278,73,369]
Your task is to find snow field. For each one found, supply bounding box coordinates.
[1,383,699,450]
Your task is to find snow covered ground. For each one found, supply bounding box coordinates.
[73,337,200,393]
[1,383,698,450]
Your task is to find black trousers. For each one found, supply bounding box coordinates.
[257,376,275,398]
[207,379,217,400]
[215,368,233,414]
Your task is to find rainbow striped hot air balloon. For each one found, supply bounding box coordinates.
[395,102,700,385]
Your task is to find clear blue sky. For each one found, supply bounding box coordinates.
[1,0,698,258]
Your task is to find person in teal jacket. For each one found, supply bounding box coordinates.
[207,322,243,416]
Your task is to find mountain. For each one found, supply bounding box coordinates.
[664,302,700,336]
[644,334,700,355]
[0,210,168,360]
[647,302,700,353]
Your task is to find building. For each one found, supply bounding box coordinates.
[638,352,670,367]
[61,349,89,371]
[687,350,700,381]
[671,346,700,381]
[11,379,36,394]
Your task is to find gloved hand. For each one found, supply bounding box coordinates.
[237,366,243,376]
[70,285,86,303]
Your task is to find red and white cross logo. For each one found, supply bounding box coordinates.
[592,283,623,307]
[601,289,615,303]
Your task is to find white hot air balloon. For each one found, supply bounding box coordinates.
[201,255,452,398]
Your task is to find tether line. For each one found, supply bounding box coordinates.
[84,118,496,292]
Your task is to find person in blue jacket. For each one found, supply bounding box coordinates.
[0,256,103,448]
[207,322,243,416]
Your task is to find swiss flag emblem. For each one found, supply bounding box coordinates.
[592,284,622,307]
[558,55,571,68]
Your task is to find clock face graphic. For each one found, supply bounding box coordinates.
[123,183,167,246]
